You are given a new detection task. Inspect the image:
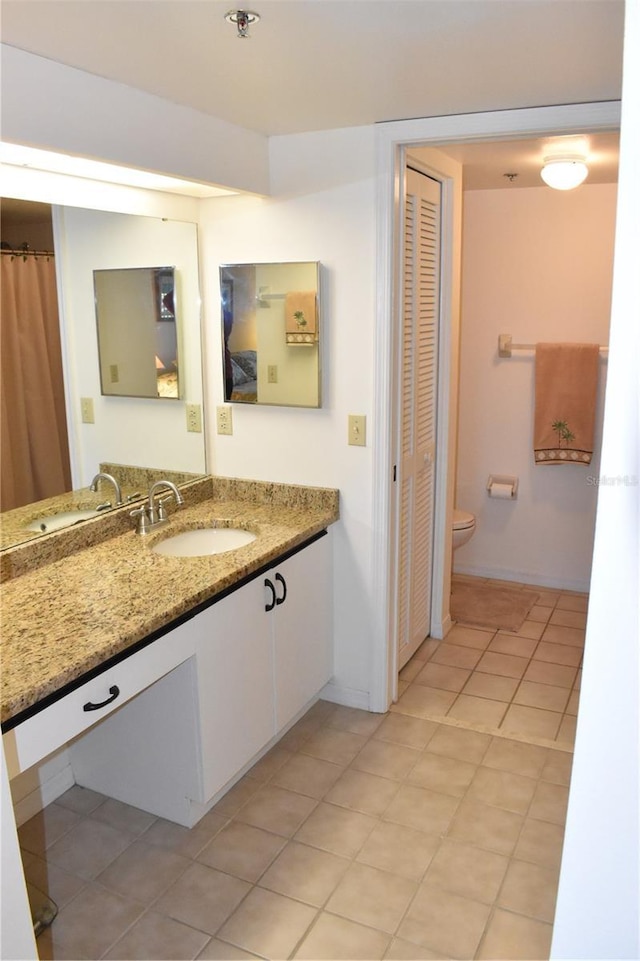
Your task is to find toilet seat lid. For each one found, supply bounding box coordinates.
[453,509,475,531]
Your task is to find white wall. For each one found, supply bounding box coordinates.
[56,208,206,485]
[551,0,640,954]
[199,126,378,707]
[455,184,617,590]
[1,45,269,196]
[1,745,36,960]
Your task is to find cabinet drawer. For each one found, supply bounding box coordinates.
[3,625,196,777]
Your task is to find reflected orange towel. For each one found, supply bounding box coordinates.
[534,343,600,465]
[285,292,317,335]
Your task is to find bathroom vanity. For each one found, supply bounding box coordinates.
[1,476,339,826]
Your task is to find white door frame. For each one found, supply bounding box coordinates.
[370,100,621,714]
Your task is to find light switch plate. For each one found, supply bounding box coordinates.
[80,397,94,424]
[216,405,233,435]
[348,414,366,447]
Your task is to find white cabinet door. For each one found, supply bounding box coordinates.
[196,533,332,802]
[195,577,275,802]
[271,534,332,732]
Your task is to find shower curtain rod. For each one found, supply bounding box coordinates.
[498,334,608,359]
[1,246,54,260]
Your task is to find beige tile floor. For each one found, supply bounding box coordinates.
[20,577,582,961]
[396,575,585,751]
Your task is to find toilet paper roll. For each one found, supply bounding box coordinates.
[489,482,514,499]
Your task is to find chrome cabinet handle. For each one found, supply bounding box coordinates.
[83,685,120,712]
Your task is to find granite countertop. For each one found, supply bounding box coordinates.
[1,478,339,727]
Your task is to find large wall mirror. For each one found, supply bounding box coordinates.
[94,266,182,399]
[0,197,206,549]
[221,261,321,408]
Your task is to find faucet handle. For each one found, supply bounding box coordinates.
[156,494,174,522]
[130,506,151,535]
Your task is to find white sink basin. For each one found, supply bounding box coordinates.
[26,509,100,533]
[152,527,257,557]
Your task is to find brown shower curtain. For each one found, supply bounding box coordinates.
[1,254,72,511]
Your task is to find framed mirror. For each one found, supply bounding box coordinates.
[220,262,321,408]
[94,266,181,399]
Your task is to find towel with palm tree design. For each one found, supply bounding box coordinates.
[534,343,600,464]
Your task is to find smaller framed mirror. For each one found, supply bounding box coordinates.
[94,266,181,399]
[220,262,321,408]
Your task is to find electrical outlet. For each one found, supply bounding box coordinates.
[80,397,95,424]
[348,414,366,447]
[109,364,119,384]
[186,403,202,433]
[217,405,233,435]
[267,364,278,384]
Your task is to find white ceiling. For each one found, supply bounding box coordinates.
[0,0,623,188]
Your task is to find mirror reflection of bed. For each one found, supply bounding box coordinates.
[156,364,179,397]
[229,349,258,403]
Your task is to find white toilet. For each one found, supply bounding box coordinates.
[452,509,476,550]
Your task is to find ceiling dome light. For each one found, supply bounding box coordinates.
[540,156,589,191]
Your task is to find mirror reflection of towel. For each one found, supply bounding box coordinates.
[534,343,600,465]
[285,292,317,334]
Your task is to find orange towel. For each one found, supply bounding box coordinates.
[534,343,600,465]
[285,291,317,335]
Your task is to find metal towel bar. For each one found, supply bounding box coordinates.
[498,334,608,359]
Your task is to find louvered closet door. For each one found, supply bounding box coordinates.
[397,168,441,670]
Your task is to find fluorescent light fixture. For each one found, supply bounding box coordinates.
[0,142,236,198]
[540,156,589,191]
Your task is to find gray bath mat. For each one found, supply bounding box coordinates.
[451,583,539,632]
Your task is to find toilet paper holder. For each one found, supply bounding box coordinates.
[487,475,518,499]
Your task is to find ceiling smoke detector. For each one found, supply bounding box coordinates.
[225,9,260,38]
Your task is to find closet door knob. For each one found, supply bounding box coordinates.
[275,572,287,606]
[265,577,276,612]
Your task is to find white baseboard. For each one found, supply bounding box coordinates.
[12,764,75,827]
[453,562,590,594]
[320,682,372,711]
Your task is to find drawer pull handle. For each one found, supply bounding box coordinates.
[83,685,120,712]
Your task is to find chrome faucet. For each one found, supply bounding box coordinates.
[89,472,124,507]
[130,479,185,535]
